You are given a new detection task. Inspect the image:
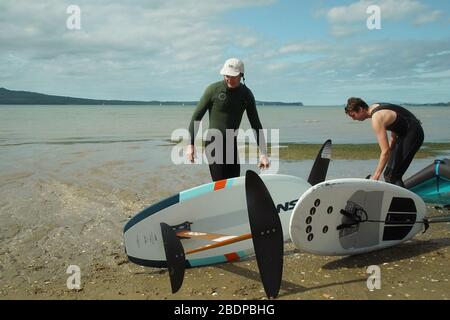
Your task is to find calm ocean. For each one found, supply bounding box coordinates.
[0,105,449,181]
[1,105,449,145]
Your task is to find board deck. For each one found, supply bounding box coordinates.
[124,174,310,267]
[289,178,427,256]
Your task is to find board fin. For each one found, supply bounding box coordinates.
[423,214,450,233]
[160,222,186,293]
[308,139,332,186]
[245,170,283,299]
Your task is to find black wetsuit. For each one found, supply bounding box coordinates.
[371,103,424,187]
[189,81,265,181]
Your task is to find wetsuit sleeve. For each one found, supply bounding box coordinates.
[188,85,213,145]
[245,90,267,155]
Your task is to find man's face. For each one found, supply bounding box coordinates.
[347,109,365,121]
[224,74,241,88]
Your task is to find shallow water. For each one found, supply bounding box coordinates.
[0,104,448,226]
[1,104,448,178]
[0,105,449,145]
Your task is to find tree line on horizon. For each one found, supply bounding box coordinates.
[0,88,304,106]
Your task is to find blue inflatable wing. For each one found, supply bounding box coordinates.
[404,159,450,205]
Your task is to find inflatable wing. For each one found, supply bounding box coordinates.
[404,159,450,205]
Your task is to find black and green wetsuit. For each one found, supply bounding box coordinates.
[371,103,424,187]
[188,80,266,181]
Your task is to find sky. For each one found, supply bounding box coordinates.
[1,0,450,105]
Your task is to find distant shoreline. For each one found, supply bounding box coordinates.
[0,88,303,106]
[3,87,450,107]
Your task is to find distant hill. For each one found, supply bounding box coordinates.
[0,87,196,105]
[255,101,303,106]
[404,102,450,107]
[388,100,450,107]
[0,88,303,106]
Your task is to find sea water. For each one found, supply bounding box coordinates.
[1,105,449,144]
[0,105,449,180]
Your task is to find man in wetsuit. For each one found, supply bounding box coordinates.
[186,58,270,181]
[345,97,424,187]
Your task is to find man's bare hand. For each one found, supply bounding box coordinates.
[186,144,195,163]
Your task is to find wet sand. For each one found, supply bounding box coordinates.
[0,143,449,300]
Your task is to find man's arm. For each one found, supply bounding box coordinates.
[389,132,397,150]
[187,86,212,162]
[245,90,270,169]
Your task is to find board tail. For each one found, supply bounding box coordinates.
[307,139,332,186]
[245,170,284,299]
[160,223,186,293]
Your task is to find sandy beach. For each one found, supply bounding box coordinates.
[0,143,449,300]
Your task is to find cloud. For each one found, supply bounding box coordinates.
[1,0,449,105]
[326,1,371,24]
[321,0,445,37]
[413,10,443,25]
[0,0,275,99]
[243,37,450,103]
[278,42,329,55]
[326,0,425,22]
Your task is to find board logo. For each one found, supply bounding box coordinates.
[276,199,298,213]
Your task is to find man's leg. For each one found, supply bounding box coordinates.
[222,136,240,179]
[384,142,400,184]
[209,163,225,181]
[208,136,240,181]
[206,137,225,182]
[385,125,424,187]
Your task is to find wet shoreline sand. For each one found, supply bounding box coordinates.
[0,142,449,300]
[277,142,450,161]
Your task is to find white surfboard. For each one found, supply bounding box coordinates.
[289,178,427,256]
[124,174,310,267]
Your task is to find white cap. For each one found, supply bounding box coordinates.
[220,58,244,76]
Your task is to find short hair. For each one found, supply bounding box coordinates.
[345,97,368,114]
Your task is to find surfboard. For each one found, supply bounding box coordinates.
[124,174,310,268]
[289,178,427,256]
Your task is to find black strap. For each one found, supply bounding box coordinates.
[337,203,369,230]
[337,221,360,230]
